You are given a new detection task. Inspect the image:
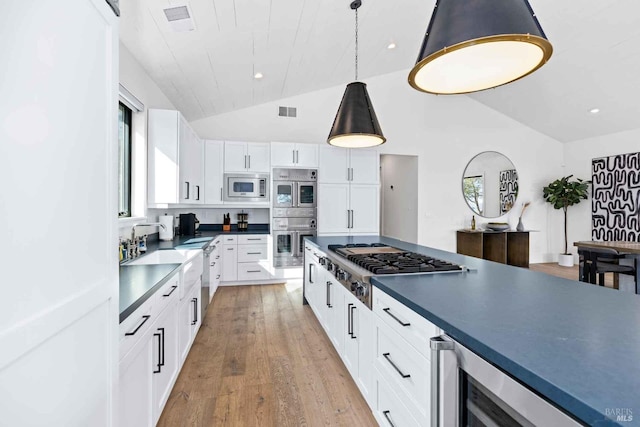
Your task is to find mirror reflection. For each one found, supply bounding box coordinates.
[462,151,518,218]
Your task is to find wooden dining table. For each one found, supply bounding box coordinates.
[573,241,640,292]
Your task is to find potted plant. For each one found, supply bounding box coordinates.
[542,175,590,267]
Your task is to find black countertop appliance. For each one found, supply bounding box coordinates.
[179,213,199,235]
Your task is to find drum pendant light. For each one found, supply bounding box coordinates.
[408,0,553,95]
[328,0,386,148]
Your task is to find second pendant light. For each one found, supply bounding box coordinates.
[328,0,386,148]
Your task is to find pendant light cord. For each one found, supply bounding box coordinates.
[355,7,359,81]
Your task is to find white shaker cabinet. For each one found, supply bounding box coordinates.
[222,238,238,282]
[151,301,179,424]
[148,109,204,205]
[119,335,153,427]
[224,141,270,173]
[204,140,224,205]
[318,184,379,235]
[318,145,379,184]
[271,142,319,168]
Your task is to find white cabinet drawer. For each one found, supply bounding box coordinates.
[237,263,270,281]
[238,235,268,245]
[119,302,154,361]
[237,244,268,262]
[375,318,430,424]
[180,253,203,299]
[152,272,180,319]
[373,287,437,360]
[222,235,237,245]
[376,375,421,427]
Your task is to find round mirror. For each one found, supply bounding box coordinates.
[462,151,518,218]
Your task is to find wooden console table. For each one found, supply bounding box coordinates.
[457,230,530,268]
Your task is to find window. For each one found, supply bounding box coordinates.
[118,102,132,218]
[463,175,484,216]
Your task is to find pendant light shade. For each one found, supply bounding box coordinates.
[328,0,385,148]
[328,82,386,148]
[408,0,553,95]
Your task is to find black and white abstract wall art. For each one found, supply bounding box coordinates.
[592,152,640,241]
[499,169,518,214]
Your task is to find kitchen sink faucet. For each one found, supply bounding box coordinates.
[131,222,167,240]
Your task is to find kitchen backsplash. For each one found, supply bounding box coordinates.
[147,207,270,225]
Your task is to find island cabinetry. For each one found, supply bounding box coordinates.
[373,288,435,426]
[456,230,530,268]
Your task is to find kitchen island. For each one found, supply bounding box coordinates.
[306,235,640,426]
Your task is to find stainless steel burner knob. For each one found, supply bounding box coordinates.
[336,269,349,281]
[319,257,327,266]
[357,284,369,298]
[350,282,358,292]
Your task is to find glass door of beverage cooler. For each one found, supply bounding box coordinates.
[273,231,295,267]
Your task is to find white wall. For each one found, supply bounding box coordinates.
[119,42,176,236]
[191,70,565,262]
[381,155,418,243]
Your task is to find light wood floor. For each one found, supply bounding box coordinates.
[529,263,615,288]
[158,282,377,427]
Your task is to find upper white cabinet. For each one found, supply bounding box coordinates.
[204,140,224,205]
[318,146,379,184]
[224,141,270,173]
[271,142,319,168]
[148,109,204,205]
[318,183,379,235]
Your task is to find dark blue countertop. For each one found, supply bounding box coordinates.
[307,236,640,426]
[119,264,181,322]
[119,225,271,322]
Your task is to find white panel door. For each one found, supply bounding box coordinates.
[178,297,193,363]
[0,0,118,425]
[350,185,380,234]
[119,334,153,427]
[179,114,192,202]
[350,149,380,184]
[190,131,204,204]
[318,145,349,183]
[343,293,359,379]
[151,302,179,424]
[222,245,238,281]
[204,140,224,204]
[247,142,271,172]
[224,141,248,172]
[295,143,319,168]
[357,302,375,405]
[270,142,295,167]
[318,184,350,234]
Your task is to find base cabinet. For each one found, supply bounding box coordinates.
[119,336,153,427]
[151,302,179,424]
[178,283,201,363]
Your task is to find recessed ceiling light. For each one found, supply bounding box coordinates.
[387,42,396,50]
[254,72,263,79]
[590,108,600,114]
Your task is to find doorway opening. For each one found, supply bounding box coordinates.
[380,155,419,243]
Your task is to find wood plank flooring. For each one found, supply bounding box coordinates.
[529,263,615,288]
[158,282,377,427]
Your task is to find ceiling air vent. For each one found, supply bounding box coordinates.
[163,5,195,32]
[279,106,297,118]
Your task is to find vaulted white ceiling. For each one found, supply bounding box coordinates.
[120,0,640,143]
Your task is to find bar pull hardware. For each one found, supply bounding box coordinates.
[347,303,353,337]
[191,298,198,325]
[244,155,247,169]
[220,187,223,200]
[248,155,251,169]
[383,353,410,378]
[153,332,162,373]
[247,238,262,241]
[196,185,200,201]
[309,263,314,284]
[246,270,261,273]
[430,336,455,427]
[293,150,296,164]
[227,248,234,251]
[247,252,262,255]
[162,285,178,297]
[125,315,150,336]
[350,305,357,339]
[185,181,190,199]
[383,308,411,326]
[383,411,396,427]
[326,281,332,308]
[158,327,165,367]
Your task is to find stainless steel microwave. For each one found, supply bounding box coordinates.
[223,173,269,202]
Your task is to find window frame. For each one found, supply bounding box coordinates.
[118,102,132,218]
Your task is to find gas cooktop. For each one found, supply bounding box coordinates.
[328,243,462,275]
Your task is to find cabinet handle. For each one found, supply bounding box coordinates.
[347,303,353,337]
[125,315,150,336]
[293,150,296,164]
[247,238,262,241]
[246,270,261,273]
[326,281,332,308]
[220,187,223,200]
[383,353,410,378]
[158,327,165,367]
[296,150,299,164]
[216,274,220,279]
[382,410,396,427]
[162,285,178,297]
[244,155,247,169]
[350,305,357,339]
[227,248,234,251]
[191,298,198,325]
[247,252,262,255]
[309,263,314,284]
[347,210,351,229]
[196,185,200,201]
[248,155,251,169]
[382,307,411,327]
[185,182,190,199]
[153,332,162,373]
